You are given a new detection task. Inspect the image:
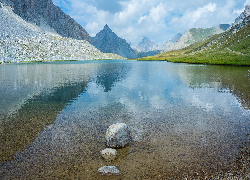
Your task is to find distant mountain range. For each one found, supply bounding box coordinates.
[138,5,250,66]
[165,24,230,51]
[131,37,158,52]
[1,0,249,64]
[1,0,91,42]
[162,33,182,51]
[91,25,137,59]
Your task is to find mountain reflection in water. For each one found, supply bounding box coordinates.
[0,60,249,179]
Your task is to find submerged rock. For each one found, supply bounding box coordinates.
[98,166,120,175]
[106,123,131,148]
[101,148,117,161]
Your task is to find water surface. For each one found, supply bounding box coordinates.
[0,60,249,179]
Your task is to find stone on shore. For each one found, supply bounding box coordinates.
[105,123,131,148]
[98,166,120,175]
[101,148,117,161]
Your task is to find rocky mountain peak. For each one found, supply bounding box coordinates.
[140,36,151,43]
[102,24,113,34]
[133,36,158,52]
[245,4,250,17]
[104,24,111,30]
[91,25,137,59]
[231,4,250,28]
[0,0,91,43]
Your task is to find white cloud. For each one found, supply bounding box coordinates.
[52,0,245,45]
[170,3,217,31]
[138,16,147,24]
[85,22,99,37]
[245,0,250,6]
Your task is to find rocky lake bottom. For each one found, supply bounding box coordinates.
[0,60,249,179]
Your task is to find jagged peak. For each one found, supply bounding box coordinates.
[103,24,111,31]
[245,4,250,15]
[140,36,153,44]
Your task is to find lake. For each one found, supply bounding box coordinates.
[0,60,249,179]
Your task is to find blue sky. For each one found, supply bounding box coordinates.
[52,0,250,45]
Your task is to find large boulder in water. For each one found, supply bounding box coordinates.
[105,123,131,148]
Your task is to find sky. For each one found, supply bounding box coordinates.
[52,0,250,45]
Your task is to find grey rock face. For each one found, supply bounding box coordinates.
[106,123,131,148]
[231,5,250,28]
[2,0,91,43]
[91,24,137,59]
[0,2,39,40]
[230,5,250,30]
[0,2,123,62]
[98,166,120,175]
[101,148,117,161]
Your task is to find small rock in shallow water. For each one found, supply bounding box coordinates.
[101,148,117,161]
[98,166,120,175]
[106,123,131,148]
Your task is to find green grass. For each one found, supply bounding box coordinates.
[137,23,250,66]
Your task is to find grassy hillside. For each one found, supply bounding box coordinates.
[138,22,250,66]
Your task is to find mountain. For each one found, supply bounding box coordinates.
[132,37,158,52]
[91,25,137,59]
[135,50,161,58]
[171,33,183,43]
[230,4,250,28]
[1,0,91,43]
[0,2,124,63]
[161,33,183,51]
[138,5,250,66]
[165,24,230,51]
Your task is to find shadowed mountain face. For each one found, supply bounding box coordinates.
[91,25,137,59]
[1,0,91,43]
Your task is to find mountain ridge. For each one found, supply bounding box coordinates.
[165,24,230,52]
[0,0,91,43]
[0,3,124,63]
[138,5,250,66]
[91,24,137,59]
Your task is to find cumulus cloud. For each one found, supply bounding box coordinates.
[170,3,217,31]
[245,0,250,6]
[52,0,245,45]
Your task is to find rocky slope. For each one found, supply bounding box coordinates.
[91,25,137,59]
[230,4,250,28]
[165,24,230,51]
[0,3,124,63]
[0,0,91,43]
